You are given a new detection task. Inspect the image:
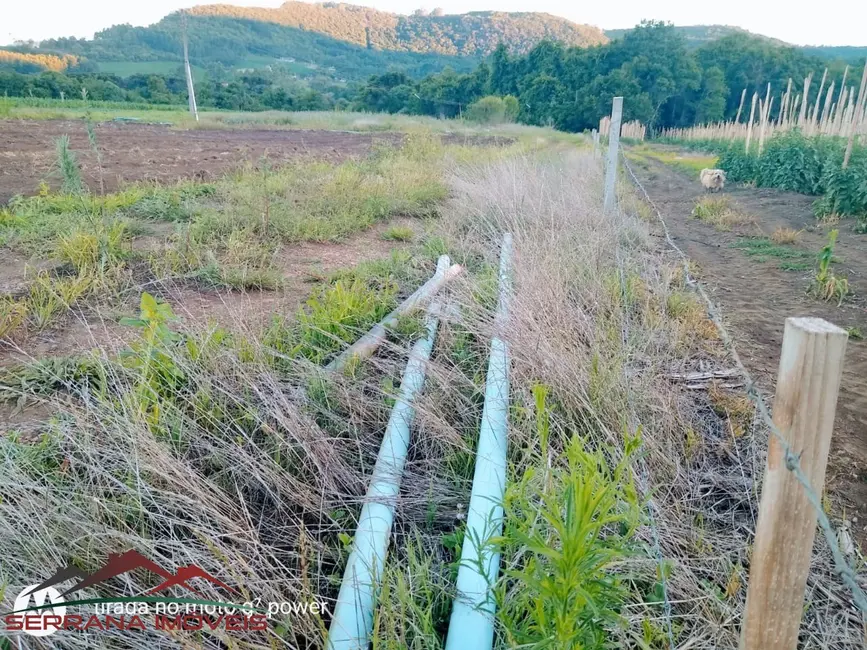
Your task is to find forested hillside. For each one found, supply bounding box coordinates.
[606,25,785,47]
[19,2,605,83]
[32,15,477,81]
[2,19,863,138]
[354,23,860,132]
[187,2,608,55]
[0,51,79,73]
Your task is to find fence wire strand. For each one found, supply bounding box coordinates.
[613,239,677,649]
[619,150,867,617]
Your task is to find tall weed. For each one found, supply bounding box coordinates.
[55,134,84,195]
[495,427,642,648]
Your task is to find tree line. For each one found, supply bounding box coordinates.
[0,69,350,112]
[354,22,859,131]
[2,22,860,131]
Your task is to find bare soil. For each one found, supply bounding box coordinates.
[0,218,419,365]
[0,120,505,203]
[633,158,867,537]
[0,217,421,436]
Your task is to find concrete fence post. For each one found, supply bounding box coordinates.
[603,96,623,214]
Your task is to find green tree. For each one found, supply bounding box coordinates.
[695,66,728,123]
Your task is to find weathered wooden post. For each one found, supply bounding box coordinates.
[740,317,848,650]
[591,128,600,157]
[603,96,623,214]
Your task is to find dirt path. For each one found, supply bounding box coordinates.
[632,158,867,536]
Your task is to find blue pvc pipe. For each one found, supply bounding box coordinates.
[327,303,442,650]
[445,233,512,650]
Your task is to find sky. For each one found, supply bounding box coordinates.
[2,0,864,47]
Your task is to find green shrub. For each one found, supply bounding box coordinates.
[381,225,414,241]
[495,389,642,647]
[264,277,399,365]
[466,95,518,124]
[56,220,130,274]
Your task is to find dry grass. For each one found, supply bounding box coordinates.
[692,196,752,230]
[1,146,862,649]
[770,227,803,244]
[438,151,861,647]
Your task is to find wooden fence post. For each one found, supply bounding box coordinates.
[603,96,623,214]
[740,317,848,650]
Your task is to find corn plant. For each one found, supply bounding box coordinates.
[811,229,850,305]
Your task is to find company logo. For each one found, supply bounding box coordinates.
[12,586,66,637]
[2,550,266,637]
[24,549,234,600]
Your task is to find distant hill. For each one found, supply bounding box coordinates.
[606,25,786,47]
[802,46,867,64]
[19,3,606,84]
[33,16,478,82]
[188,2,608,56]
[606,25,866,63]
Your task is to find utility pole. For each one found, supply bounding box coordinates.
[182,11,199,121]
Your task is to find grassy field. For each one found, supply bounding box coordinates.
[0,98,583,143]
[0,109,861,648]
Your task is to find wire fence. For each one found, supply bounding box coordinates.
[619,150,867,617]
[613,239,676,649]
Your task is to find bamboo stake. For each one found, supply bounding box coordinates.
[838,65,849,112]
[745,92,758,153]
[820,81,835,133]
[758,96,773,154]
[843,63,867,168]
[735,88,747,123]
[810,68,828,134]
[740,317,847,650]
[798,74,812,127]
[780,78,792,126]
[834,87,847,135]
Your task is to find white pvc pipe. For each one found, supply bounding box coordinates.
[445,233,513,650]
[326,255,461,372]
[327,300,443,650]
